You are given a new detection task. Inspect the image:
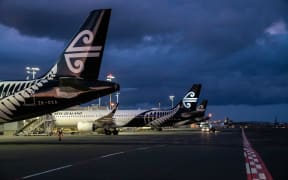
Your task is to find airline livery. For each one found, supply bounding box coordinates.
[0,9,119,123]
[53,84,202,135]
[172,99,209,127]
[125,84,202,130]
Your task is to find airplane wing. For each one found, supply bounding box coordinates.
[94,103,119,128]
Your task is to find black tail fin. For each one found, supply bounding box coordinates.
[171,84,202,120]
[180,84,202,111]
[196,99,208,112]
[46,9,111,80]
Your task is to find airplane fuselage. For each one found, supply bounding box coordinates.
[53,106,181,129]
[54,109,144,127]
[0,75,119,123]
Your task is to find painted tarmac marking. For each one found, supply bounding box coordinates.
[17,145,166,179]
[21,165,72,179]
[100,151,125,158]
[136,147,151,151]
[242,129,273,180]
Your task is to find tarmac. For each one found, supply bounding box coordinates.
[0,128,287,180]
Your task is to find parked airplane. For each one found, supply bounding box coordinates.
[53,84,202,135]
[172,99,210,127]
[0,9,119,123]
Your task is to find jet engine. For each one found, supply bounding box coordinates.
[77,122,95,132]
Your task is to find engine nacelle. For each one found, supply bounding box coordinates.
[77,122,95,132]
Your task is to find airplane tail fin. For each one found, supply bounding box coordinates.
[178,84,202,111]
[194,99,209,122]
[196,99,208,112]
[45,9,111,80]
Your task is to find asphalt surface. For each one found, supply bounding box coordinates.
[244,128,288,180]
[0,128,286,180]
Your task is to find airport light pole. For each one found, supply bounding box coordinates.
[106,73,115,109]
[98,98,101,107]
[24,66,40,126]
[169,95,175,108]
[115,92,120,104]
[26,66,40,80]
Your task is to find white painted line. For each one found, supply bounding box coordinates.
[19,145,166,179]
[259,173,266,179]
[136,147,151,151]
[22,165,72,179]
[135,145,166,151]
[100,151,124,158]
[246,163,251,174]
[256,164,262,169]
[251,167,257,174]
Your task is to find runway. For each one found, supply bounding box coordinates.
[0,128,286,180]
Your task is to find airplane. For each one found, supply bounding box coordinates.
[172,99,210,127]
[0,9,119,124]
[53,103,119,133]
[53,84,202,135]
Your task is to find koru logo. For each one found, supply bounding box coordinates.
[182,91,198,108]
[64,30,102,74]
[64,10,105,74]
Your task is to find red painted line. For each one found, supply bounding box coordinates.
[242,128,273,180]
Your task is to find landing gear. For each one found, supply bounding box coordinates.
[112,129,119,135]
[104,128,119,135]
[151,126,162,131]
[104,129,112,135]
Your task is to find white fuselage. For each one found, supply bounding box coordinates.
[53,109,146,128]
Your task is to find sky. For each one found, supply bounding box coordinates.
[0,0,287,122]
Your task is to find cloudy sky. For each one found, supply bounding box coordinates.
[0,0,287,121]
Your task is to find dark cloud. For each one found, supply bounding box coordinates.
[0,0,288,119]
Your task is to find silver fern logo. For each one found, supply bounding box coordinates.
[0,68,57,122]
[182,91,198,108]
[146,105,180,127]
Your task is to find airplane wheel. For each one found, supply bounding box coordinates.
[112,130,119,135]
[105,129,112,135]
